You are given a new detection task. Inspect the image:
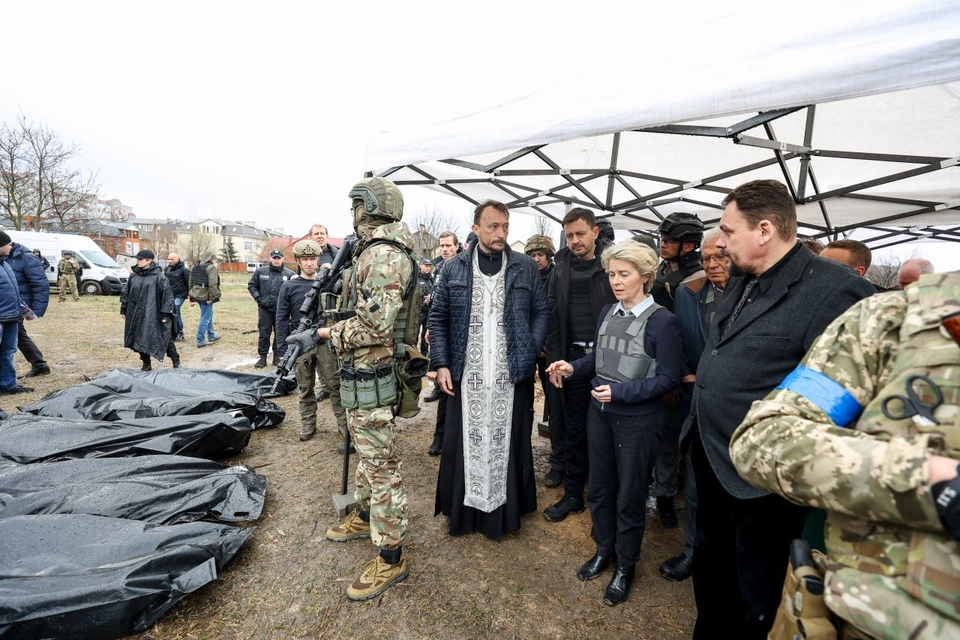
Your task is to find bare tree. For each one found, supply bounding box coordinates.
[532,214,557,238]
[407,206,466,259]
[0,120,32,230]
[0,115,99,230]
[865,253,904,290]
[178,225,216,265]
[45,168,100,232]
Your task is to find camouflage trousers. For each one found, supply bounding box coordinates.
[58,276,79,301]
[294,347,347,435]
[349,404,408,550]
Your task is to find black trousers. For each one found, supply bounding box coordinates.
[561,349,592,498]
[433,392,448,440]
[587,404,662,567]
[256,307,279,357]
[690,430,810,639]
[17,321,45,366]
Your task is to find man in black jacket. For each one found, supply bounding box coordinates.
[543,208,617,521]
[688,180,875,639]
[165,253,190,341]
[248,249,295,368]
[121,249,179,371]
[652,213,705,529]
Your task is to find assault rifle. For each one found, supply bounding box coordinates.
[266,234,358,397]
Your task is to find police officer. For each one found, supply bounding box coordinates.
[248,249,295,368]
[731,271,960,639]
[287,177,415,601]
[57,251,81,302]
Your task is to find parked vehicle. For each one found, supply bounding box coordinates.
[4,230,129,295]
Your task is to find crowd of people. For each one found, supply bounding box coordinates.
[1,176,957,636]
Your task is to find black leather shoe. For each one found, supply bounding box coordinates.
[427,434,443,456]
[315,389,330,402]
[254,356,268,368]
[424,386,442,402]
[602,565,635,606]
[544,469,564,488]
[577,553,616,581]
[657,496,679,528]
[337,441,357,454]
[544,494,585,522]
[19,363,50,379]
[659,552,693,582]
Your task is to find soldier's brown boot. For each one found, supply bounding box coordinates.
[346,556,408,601]
[298,423,316,441]
[326,510,371,542]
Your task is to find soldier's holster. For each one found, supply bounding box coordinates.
[769,540,837,640]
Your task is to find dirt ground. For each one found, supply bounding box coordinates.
[5,274,695,639]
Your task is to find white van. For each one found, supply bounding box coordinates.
[5,230,129,295]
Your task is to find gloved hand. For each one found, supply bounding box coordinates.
[932,463,960,539]
[285,328,322,354]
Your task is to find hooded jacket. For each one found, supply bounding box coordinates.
[5,243,48,317]
[121,262,175,361]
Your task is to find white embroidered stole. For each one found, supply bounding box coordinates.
[461,252,513,512]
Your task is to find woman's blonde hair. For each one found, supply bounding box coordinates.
[601,242,659,294]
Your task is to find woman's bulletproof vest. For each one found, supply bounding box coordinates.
[595,302,662,383]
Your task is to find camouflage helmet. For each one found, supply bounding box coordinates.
[292,239,323,258]
[524,234,556,257]
[349,177,404,224]
[630,233,659,253]
[658,212,704,244]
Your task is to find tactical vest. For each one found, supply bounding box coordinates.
[652,251,704,311]
[823,273,960,634]
[857,275,960,458]
[339,238,421,362]
[595,302,662,383]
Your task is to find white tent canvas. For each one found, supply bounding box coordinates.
[365,0,960,247]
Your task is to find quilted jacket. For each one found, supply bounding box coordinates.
[429,244,549,383]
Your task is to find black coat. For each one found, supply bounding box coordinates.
[164,261,190,298]
[691,244,876,499]
[545,241,616,364]
[121,263,175,361]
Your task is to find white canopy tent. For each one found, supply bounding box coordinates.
[365,0,960,249]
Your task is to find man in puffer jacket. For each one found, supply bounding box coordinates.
[0,232,31,394]
[4,238,49,378]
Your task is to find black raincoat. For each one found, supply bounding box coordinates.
[120,262,175,361]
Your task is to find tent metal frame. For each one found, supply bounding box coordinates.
[372,105,960,248]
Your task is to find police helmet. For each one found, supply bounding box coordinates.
[524,234,556,257]
[293,239,323,258]
[658,212,704,244]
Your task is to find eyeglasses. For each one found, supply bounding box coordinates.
[703,255,727,264]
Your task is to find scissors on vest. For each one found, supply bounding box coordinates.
[881,374,943,427]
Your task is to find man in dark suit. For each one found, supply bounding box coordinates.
[688,180,875,639]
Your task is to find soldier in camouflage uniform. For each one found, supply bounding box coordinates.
[57,251,81,302]
[731,271,960,639]
[287,177,414,601]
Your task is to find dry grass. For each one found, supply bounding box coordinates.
[8,273,695,639]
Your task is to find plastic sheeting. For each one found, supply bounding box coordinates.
[0,412,255,462]
[0,456,266,524]
[0,514,254,639]
[18,368,285,428]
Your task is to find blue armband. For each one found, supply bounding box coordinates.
[776,365,862,428]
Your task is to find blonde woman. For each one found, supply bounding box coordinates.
[547,241,683,606]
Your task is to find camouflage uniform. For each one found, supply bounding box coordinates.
[731,271,960,639]
[57,255,81,301]
[329,209,414,551]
